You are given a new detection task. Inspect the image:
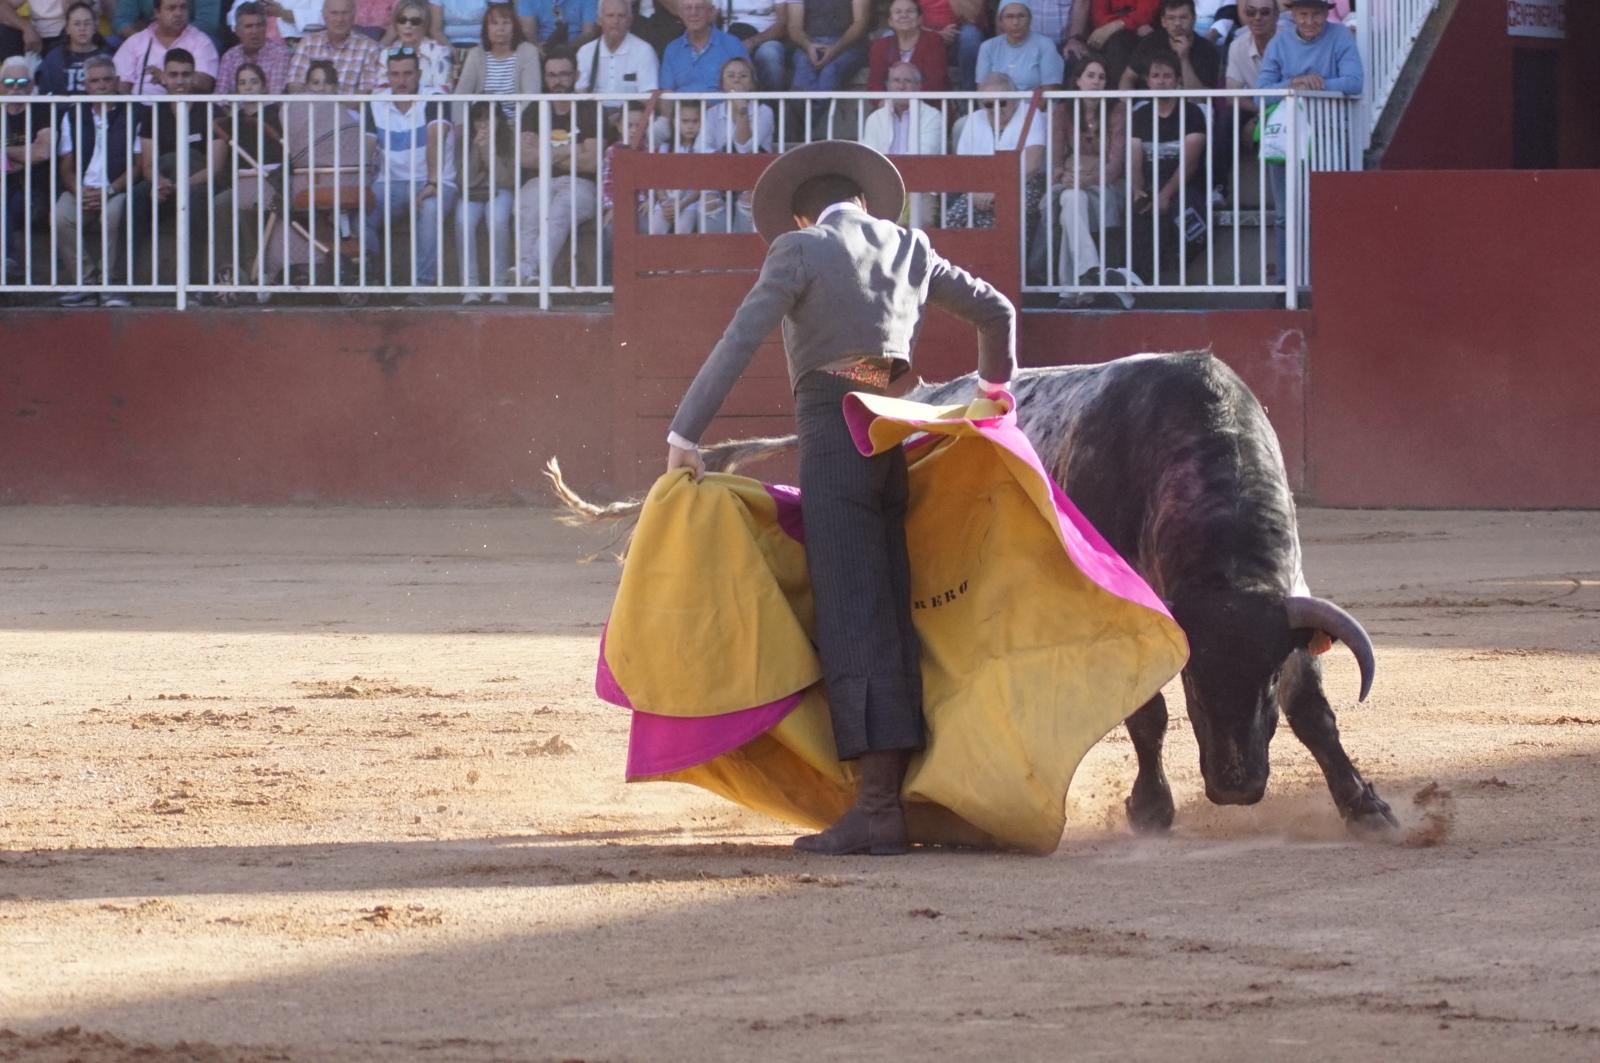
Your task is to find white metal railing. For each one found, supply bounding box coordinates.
[1358,0,1439,147]
[1,88,1358,311]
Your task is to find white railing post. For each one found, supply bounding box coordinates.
[537,97,551,311]
[175,100,190,310]
[1284,93,1299,311]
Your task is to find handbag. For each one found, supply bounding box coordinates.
[1256,97,1310,164]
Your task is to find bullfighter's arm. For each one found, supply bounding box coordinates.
[925,250,1017,393]
[667,232,809,447]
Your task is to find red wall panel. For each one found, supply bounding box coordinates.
[0,310,615,504]
[1309,169,1600,507]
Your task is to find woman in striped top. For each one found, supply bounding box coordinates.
[456,1,544,112]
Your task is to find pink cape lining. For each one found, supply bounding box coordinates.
[601,393,1172,779]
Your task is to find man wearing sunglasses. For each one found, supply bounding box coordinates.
[1,57,53,282]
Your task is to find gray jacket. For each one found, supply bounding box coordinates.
[668,208,1017,444]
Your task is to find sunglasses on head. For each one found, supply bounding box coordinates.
[1,77,30,87]
[388,45,417,56]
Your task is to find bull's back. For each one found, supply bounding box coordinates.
[909,353,1298,593]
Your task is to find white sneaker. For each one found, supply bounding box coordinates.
[462,292,482,305]
[488,292,508,305]
[100,293,131,307]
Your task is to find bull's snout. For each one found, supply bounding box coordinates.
[1204,779,1268,806]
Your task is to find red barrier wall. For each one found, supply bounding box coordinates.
[0,309,616,504]
[1308,169,1600,508]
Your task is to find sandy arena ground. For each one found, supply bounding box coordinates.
[1,504,1598,1062]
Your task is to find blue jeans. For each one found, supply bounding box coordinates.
[455,189,514,287]
[789,36,867,92]
[953,22,983,91]
[366,176,459,286]
[750,38,790,91]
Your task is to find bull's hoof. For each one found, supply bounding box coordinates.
[1125,782,1175,834]
[1340,781,1399,835]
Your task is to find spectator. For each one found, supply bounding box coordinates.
[386,0,453,89]
[364,46,455,299]
[455,100,513,302]
[304,57,340,89]
[1127,48,1205,287]
[976,0,1064,92]
[1120,0,1218,89]
[944,71,1045,230]
[0,2,44,65]
[573,0,655,98]
[353,0,395,37]
[630,0,682,56]
[916,0,981,90]
[1,56,53,279]
[113,0,218,94]
[431,0,489,50]
[787,0,869,99]
[860,60,942,226]
[216,3,293,94]
[1027,0,1074,50]
[514,45,615,283]
[1258,0,1358,278]
[228,0,326,42]
[458,0,542,111]
[866,0,945,93]
[861,60,943,153]
[511,0,591,47]
[682,54,769,232]
[205,59,285,284]
[54,56,131,302]
[126,49,222,282]
[1223,0,1273,100]
[659,0,743,92]
[113,0,222,46]
[38,2,112,95]
[645,99,700,234]
[721,0,789,92]
[1050,53,1130,303]
[1081,0,1157,86]
[287,0,384,93]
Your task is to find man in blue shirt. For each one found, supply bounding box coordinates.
[975,0,1064,91]
[1256,0,1360,284]
[659,0,747,91]
[515,0,599,47]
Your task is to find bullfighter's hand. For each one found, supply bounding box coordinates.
[667,444,705,482]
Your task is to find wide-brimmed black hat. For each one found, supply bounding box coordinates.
[751,141,906,243]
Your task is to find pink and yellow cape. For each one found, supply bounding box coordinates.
[596,391,1188,853]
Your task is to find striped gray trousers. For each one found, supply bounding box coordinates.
[795,371,925,761]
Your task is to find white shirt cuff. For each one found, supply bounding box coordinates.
[978,377,1009,397]
[666,430,700,451]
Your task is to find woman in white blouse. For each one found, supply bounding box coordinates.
[679,57,773,234]
[389,0,456,90]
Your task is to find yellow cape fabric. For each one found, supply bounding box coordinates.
[604,394,1189,853]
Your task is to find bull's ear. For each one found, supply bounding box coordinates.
[1289,628,1334,655]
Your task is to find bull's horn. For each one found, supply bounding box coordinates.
[1286,596,1375,702]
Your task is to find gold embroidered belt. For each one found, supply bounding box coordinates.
[821,359,892,390]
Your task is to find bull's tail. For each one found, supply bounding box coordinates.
[543,434,800,535]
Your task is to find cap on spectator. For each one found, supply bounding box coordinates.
[995,0,1033,15]
[1285,0,1333,7]
[751,140,906,242]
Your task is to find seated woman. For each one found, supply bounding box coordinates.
[1049,54,1134,305]
[456,100,516,302]
[387,0,456,91]
[942,71,1045,232]
[682,56,773,234]
[456,0,542,114]
[866,0,947,92]
[37,1,111,96]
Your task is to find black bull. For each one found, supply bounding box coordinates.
[547,351,1396,833]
